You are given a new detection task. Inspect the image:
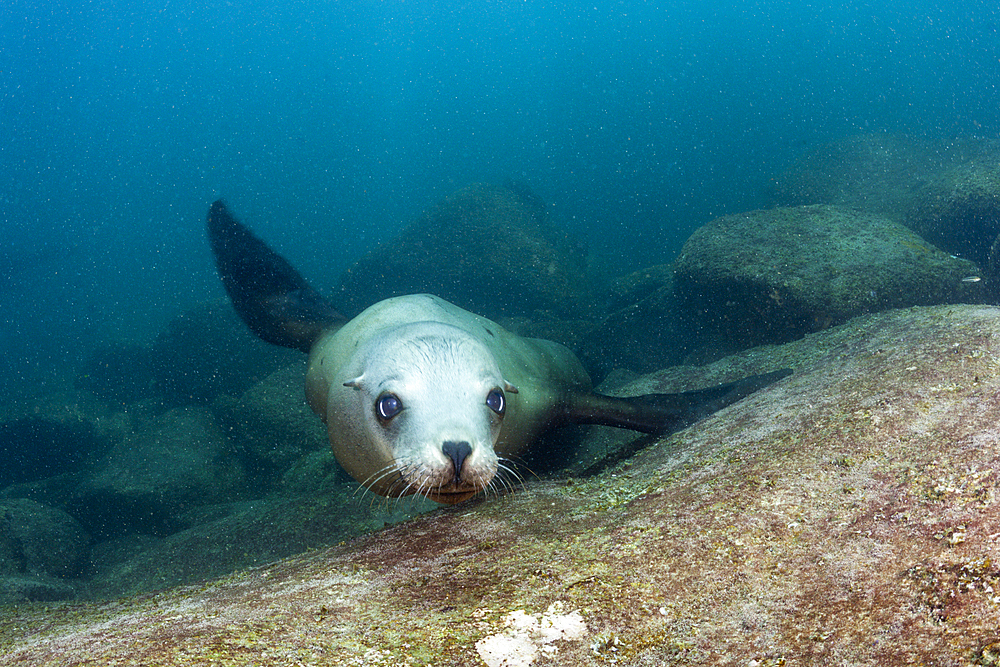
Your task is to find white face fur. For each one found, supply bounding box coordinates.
[339,322,514,504]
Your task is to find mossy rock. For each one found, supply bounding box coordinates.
[582,266,693,374]
[767,133,954,220]
[672,205,983,351]
[770,132,1000,275]
[905,160,1000,268]
[337,183,594,321]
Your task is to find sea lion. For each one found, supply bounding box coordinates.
[207,200,790,504]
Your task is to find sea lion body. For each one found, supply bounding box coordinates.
[305,294,590,502]
[207,200,790,504]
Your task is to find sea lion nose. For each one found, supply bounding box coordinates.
[442,440,472,484]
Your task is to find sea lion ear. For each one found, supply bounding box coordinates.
[343,376,365,390]
[503,380,519,394]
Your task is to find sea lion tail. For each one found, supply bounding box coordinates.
[564,369,792,435]
[206,200,345,352]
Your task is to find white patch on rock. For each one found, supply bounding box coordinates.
[475,633,538,667]
[475,602,587,667]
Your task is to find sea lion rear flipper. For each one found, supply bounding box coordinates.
[565,369,792,435]
[207,200,345,352]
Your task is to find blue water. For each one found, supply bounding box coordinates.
[2,0,998,389]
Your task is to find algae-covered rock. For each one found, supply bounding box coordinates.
[0,499,90,605]
[84,492,431,599]
[906,160,1000,269]
[71,406,247,537]
[0,576,76,605]
[672,204,983,352]
[767,133,955,220]
[0,416,101,488]
[585,204,986,371]
[769,132,1000,279]
[582,265,693,374]
[0,499,90,579]
[214,361,330,491]
[4,304,1000,665]
[336,182,594,321]
[77,302,299,407]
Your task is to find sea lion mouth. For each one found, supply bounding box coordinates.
[424,488,481,504]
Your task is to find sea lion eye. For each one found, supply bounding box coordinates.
[486,388,505,415]
[376,393,403,421]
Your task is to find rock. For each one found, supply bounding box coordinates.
[85,533,162,575]
[148,302,300,405]
[214,362,330,491]
[275,449,353,496]
[336,182,594,321]
[582,265,692,374]
[769,132,1000,281]
[0,575,76,605]
[905,160,1000,270]
[5,304,1000,664]
[0,499,90,579]
[672,204,983,353]
[76,301,299,407]
[70,406,247,538]
[84,492,433,599]
[0,387,132,516]
[767,133,957,220]
[75,343,158,406]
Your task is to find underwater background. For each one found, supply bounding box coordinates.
[3,0,998,393]
[2,0,1000,604]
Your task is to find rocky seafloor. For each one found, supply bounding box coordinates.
[3,303,1000,665]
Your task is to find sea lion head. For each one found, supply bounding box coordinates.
[333,321,517,504]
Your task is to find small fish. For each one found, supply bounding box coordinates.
[962,276,982,283]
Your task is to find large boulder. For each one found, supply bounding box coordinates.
[767,133,957,219]
[77,302,299,407]
[581,265,693,374]
[905,159,1000,270]
[85,491,433,600]
[0,498,90,604]
[586,203,987,371]
[671,204,982,353]
[70,406,248,538]
[5,304,1000,664]
[336,182,594,321]
[769,133,1000,280]
[0,499,90,579]
[213,362,333,491]
[0,416,101,488]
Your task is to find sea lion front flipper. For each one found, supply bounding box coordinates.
[207,200,345,352]
[563,369,792,435]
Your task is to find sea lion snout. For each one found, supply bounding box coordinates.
[442,440,472,484]
[414,437,493,504]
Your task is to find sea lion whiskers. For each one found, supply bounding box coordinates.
[353,462,399,494]
[350,438,520,503]
[391,461,428,498]
[469,458,514,500]
[399,465,445,505]
[489,459,525,498]
[396,459,452,502]
[481,473,506,500]
[368,468,431,512]
[416,478,438,503]
[354,462,408,504]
